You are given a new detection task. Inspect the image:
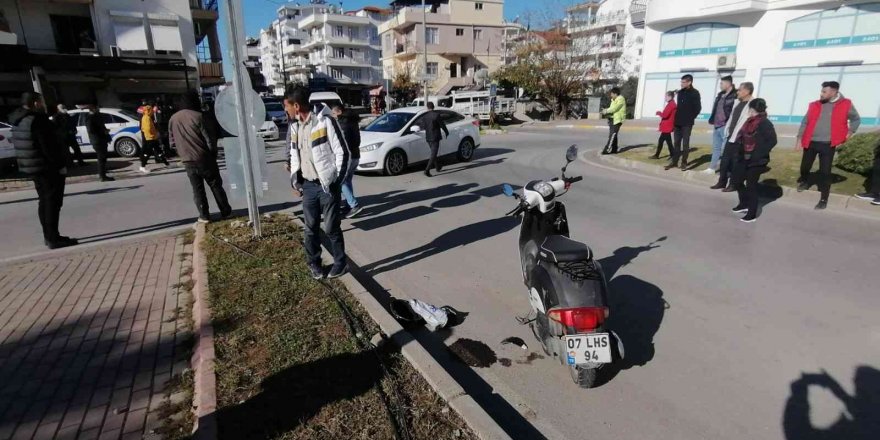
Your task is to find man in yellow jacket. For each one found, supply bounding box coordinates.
[139,103,168,173]
[601,87,626,155]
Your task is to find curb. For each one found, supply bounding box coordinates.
[191,223,218,440]
[592,151,879,217]
[529,123,799,138]
[288,214,513,440]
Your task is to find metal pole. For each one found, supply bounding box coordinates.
[223,0,262,236]
[422,0,428,106]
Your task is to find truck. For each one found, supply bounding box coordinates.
[448,90,515,121]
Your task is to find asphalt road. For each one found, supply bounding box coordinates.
[1,127,878,440]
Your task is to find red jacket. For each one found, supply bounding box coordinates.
[800,98,852,148]
[656,101,676,134]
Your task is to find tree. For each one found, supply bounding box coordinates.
[390,69,419,107]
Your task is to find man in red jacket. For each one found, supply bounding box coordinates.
[795,81,861,210]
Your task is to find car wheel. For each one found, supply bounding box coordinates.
[383,149,407,176]
[457,138,475,162]
[114,137,140,158]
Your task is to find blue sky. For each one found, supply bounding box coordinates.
[218,0,547,78]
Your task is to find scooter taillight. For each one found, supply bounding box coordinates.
[548,307,609,333]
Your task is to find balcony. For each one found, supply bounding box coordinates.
[379,6,450,33]
[394,42,419,60]
[198,61,224,86]
[326,56,373,68]
[190,0,219,21]
[567,12,627,35]
[630,0,647,28]
[327,34,371,47]
[299,13,369,31]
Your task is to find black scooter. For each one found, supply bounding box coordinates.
[502,145,623,388]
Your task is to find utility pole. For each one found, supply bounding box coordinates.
[223,0,262,236]
[422,0,428,106]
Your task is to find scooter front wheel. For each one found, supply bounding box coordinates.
[570,365,599,389]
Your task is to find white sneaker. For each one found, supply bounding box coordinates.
[702,168,716,174]
[139,166,150,174]
[196,218,209,224]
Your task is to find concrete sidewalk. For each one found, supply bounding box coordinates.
[530,118,801,138]
[0,235,193,440]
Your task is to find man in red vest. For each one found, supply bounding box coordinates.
[795,81,861,210]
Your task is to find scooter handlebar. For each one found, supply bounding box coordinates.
[568,176,583,183]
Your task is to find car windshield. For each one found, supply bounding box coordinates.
[118,109,140,121]
[363,112,416,133]
[265,102,284,113]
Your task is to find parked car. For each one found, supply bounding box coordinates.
[265,101,287,126]
[358,107,480,176]
[0,122,15,171]
[309,91,344,113]
[258,113,280,141]
[66,108,143,157]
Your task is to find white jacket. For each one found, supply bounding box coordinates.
[288,107,348,193]
[725,97,753,143]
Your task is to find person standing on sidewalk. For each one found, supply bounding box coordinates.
[138,103,168,174]
[9,92,78,249]
[705,75,737,175]
[284,86,349,279]
[730,99,777,223]
[601,87,626,155]
[666,74,702,171]
[712,82,754,191]
[422,102,448,177]
[85,103,114,182]
[795,81,861,210]
[331,103,364,219]
[653,91,676,159]
[854,134,880,206]
[52,104,85,167]
[169,92,231,223]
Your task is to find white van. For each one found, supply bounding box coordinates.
[410,96,453,108]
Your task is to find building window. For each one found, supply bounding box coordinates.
[641,71,746,121]
[456,28,464,36]
[150,18,183,55]
[426,27,439,45]
[331,68,342,79]
[111,15,149,54]
[474,29,483,40]
[475,2,483,10]
[333,25,344,37]
[426,62,438,78]
[658,23,738,57]
[333,47,345,58]
[353,69,362,80]
[782,3,880,49]
[49,15,97,54]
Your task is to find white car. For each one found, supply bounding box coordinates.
[258,120,280,141]
[358,107,481,176]
[67,108,143,157]
[309,91,344,113]
[0,122,14,163]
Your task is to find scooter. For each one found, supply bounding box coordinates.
[502,145,623,388]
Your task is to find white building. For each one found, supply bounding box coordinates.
[260,4,324,96]
[565,0,645,85]
[635,0,880,127]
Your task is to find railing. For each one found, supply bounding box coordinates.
[327,56,370,65]
[199,62,223,78]
[190,0,218,11]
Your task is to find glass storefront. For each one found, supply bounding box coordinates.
[640,70,745,120]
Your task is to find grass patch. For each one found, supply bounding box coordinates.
[153,369,195,440]
[619,144,868,195]
[205,214,476,440]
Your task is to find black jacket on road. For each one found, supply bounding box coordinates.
[737,118,777,168]
[9,108,68,175]
[709,90,737,125]
[420,110,449,143]
[336,111,361,159]
[85,112,111,145]
[675,86,702,127]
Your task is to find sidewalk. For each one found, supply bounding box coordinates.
[530,118,801,138]
[0,158,186,193]
[0,234,192,440]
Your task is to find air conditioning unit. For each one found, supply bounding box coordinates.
[717,54,736,69]
[110,45,121,57]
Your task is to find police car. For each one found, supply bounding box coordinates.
[66,108,143,157]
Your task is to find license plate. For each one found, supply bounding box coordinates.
[563,333,611,365]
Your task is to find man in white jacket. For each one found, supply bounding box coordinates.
[284,86,350,279]
[712,82,754,191]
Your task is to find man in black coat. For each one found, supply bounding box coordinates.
[666,74,702,171]
[85,103,115,181]
[52,104,86,167]
[9,92,78,249]
[421,102,448,177]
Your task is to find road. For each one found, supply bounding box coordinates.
[1,126,878,439]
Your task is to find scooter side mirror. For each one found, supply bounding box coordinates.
[502,183,515,197]
[565,145,578,163]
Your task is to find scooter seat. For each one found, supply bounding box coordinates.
[539,235,593,263]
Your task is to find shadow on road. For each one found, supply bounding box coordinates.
[0,185,142,206]
[783,366,880,440]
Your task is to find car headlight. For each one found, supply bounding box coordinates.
[360,142,382,152]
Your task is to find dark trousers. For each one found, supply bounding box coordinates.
[184,161,231,219]
[93,142,109,178]
[426,140,441,172]
[655,133,672,157]
[872,149,880,194]
[33,172,66,243]
[64,135,84,164]
[603,122,622,154]
[799,141,836,200]
[301,180,346,268]
[732,162,765,217]
[671,124,693,167]
[140,139,167,167]
[717,141,740,187]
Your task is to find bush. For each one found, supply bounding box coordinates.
[834,131,880,175]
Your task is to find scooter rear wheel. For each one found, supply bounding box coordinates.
[570,365,599,389]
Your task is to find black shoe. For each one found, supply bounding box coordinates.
[680,164,688,171]
[650,155,660,160]
[722,186,736,193]
[100,176,115,182]
[740,215,757,223]
[731,205,748,214]
[815,200,828,210]
[664,163,677,170]
[346,206,364,219]
[854,192,879,201]
[872,198,880,206]
[436,166,443,172]
[327,264,348,279]
[424,170,432,177]
[797,182,809,192]
[710,182,726,190]
[45,237,78,249]
[220,211,234,220]
[308,264,324,280]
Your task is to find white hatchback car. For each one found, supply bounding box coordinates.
[358,107,481,175]
[66,108,143,157]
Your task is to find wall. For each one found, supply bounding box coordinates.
[448,0,504,26]
[94,0,198,68]
[0,0,91,52]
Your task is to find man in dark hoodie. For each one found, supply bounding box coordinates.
[9,92,78,249]
[666,74,702,171]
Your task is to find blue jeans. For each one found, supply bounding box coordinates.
[301,180,346,268]
[711,126,726,170]
[341,158,359,209]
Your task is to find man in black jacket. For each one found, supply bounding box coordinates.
[707,75,736,174]
[85,103,114,181]
[9,92,78,249]
[421,102,449,177]
[331,104,364,218]
[53,104,86,167]
[666,74,702,171]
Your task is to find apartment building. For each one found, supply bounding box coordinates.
[260,4,323,96]
[635,0,880,126]
[565,0,645,85]
[245,37,267,93]
[0,0,222,112]
[379,0,506,96]
[501,21,527,66]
